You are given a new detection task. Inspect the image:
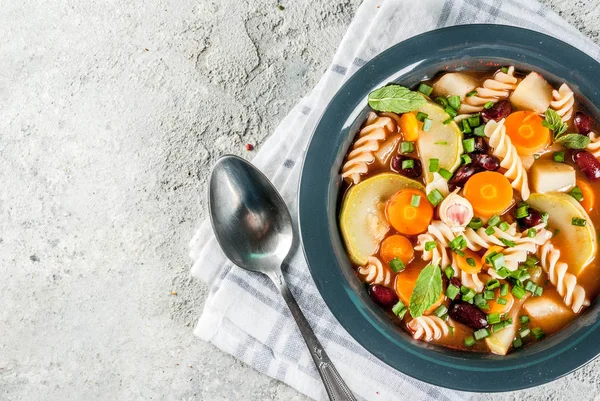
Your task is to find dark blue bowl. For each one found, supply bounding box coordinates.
[298,25,600,392]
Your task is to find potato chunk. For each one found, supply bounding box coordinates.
[530,160,576,193]
[432,73,479,100]
[523,296,575,333]
[510,72,553,113]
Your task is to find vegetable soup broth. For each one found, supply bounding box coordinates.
[339,66,600,354]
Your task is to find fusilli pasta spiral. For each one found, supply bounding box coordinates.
[357,256,392,286]
[408,316,451,341]
[586,132,600,159]
[458,67,518,115]
[452,254,485,292]
[342,112,396,184]
[538,242,590,313]
[550,83,574,122]
[485,119,531,200]
[415,232,451,268]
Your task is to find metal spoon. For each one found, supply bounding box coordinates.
[209,154,357,401]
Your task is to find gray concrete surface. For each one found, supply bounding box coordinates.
[2,0,600,400]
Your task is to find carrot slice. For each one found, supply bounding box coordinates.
[486,287,514,315]
[455,249,483,274]
[380,235,414,265]
[386,188,433,235]
[576,179,595,213]
[463,171,513,217]
[395,266,443,313]
[400,113,419,141]
[504,111,551,155]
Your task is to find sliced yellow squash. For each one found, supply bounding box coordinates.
[528,192,597,275]
[340,173,425,265]
[415,101,463,184]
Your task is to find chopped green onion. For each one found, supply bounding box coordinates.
[466,257,476,267]
[524,280,537,293]
[541,212,549,224]
[442,117,453,125]
[553,151,565,163]
[467,114,481,127]
[524,255,539,267]
[422,118,433,132]
[473,125,485,137]
[492,322,509,333]
[468,217,483,230]
[434,141,448,145]
[427,189,444,206]
[519,327,531,338]
[388,258,405,272]
[499,221,510,232]
[487,313,501,324]
[402,159,415,170]
[466,90,478,97]
[569,186,584,202]
[527,228,537,238]
[446,284,460,299]
[488,215,501,227]
[392,300,407,317]
[520,315,530,324]
[484,101,495,109]
[418,83,433,96]
[532,327,546,340]
[462,119,472,134]
[501,66,509,73]
[461,154,472,165]
[435,96,449,107]
[496,267,511,279]
[463,138,475,153]
[484,290,495,300]
[444,265,455,280]
[445,106,458,118]
[486,279,500,290]
[411,194,421,207]
[449,235,467,252]
[464,336,476,347]
[500,238,516,247]
[485,226,495,235]
[515,205,529,219]
[401,141,414,154]
[474,328,490,340]
[448,95,461,110]
[490,253,505,270]
[439,168,452,180]
[497,297,507,305]
[572,217,587,227]
[511,285,527,300]
[534,286,543,296]
[461,286,476,302]
[429,158,439,172]
[433,305,448,318]
[513,338,523,348]
[425,241,437,251]
[474,293,487,308]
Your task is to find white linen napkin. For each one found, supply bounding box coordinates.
[190,1,600,400]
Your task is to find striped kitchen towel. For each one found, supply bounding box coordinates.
[190,1,600,400]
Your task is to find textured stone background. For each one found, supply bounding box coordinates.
[2,0,600,400]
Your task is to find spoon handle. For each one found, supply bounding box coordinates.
[269,272,357,401]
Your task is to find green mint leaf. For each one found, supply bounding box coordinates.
[409,264,443,318]
[368,85,427,114]
[555,133,591,149]
[544,108,569,139]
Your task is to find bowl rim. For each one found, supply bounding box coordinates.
[298,24,600,392]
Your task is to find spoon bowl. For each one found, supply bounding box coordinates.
[209,155,293,273]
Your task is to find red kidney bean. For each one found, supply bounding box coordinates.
[448,164,480,191]
[368,285,398,308]
[517,208,544,228]
[391,155,422,178]
[574,111,592,135]
[572,150,600,181]
[472,137,489,153]
[481,100,512,123]
[469,153,500,171]
[449,302,488,329]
